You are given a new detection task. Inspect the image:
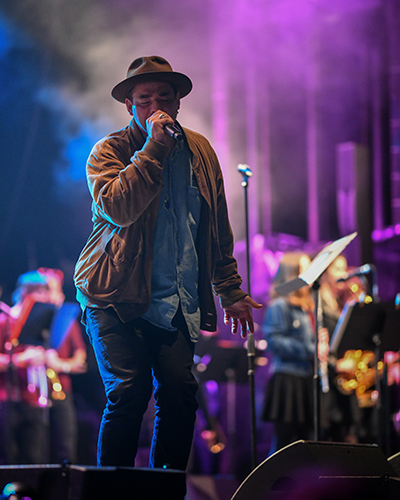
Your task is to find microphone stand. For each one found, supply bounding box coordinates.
[371,264,379,301]
[312,281,322,441]
[238,164,257,470]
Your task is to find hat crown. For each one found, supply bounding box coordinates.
[127,56,173,78]
[111,55,192,103]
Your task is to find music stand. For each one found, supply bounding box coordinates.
[275,231,358,440]
[380,302,400,354]
[275,232,357,297]
[380,301,400,454]
[331,301,400,359]
[330,302,387,359]
[18,301,80,349]
[18,302,57,347]
[48,302,80,349]
[330,300,400,454]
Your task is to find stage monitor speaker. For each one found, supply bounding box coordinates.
[230,440,399,500]
[0,464,186,500]
[388,450,400,477]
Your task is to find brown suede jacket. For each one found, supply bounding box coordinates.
[74,119,246,332]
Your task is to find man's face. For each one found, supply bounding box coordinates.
[46,277,65,307]
[126,81,180,131]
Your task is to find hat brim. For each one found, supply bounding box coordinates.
[111,71,193,103]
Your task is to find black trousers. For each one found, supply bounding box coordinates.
[85,306,198,470]
[4,401,46,464]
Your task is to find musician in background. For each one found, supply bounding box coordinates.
[38,268,87,463]
[318,255,353,442]
[0,269,86,464]
[261,252,329,454]
[319,256,377,444]
[0,272,49,464]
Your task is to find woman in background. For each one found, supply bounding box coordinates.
[261,252,329,454]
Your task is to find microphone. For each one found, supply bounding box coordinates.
[164,123,183,141]
[336,263,374,283]
[237,164,253,177]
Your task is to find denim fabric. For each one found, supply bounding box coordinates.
[262,297,315,377]
[142,138,201,341]
[85,306,198,469]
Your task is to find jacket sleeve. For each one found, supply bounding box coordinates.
[262,301,314,361]
[87,134,169,227]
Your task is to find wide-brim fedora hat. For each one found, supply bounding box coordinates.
[111,55,193,103]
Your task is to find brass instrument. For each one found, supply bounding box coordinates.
[26,363,49,407]
[46,367,66,401]
[6,298,68,407]
[24,356,66,406]
[335,349,383,407]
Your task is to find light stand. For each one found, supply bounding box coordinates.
[237,164,257,470]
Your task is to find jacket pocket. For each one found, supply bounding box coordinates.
[81,227,144,302]
[105,230,129,269]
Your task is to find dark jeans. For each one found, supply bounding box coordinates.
[85,306,198,470]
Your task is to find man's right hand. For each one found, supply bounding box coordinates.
[146,110,176,149]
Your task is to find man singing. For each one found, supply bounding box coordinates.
[74,55,262,471]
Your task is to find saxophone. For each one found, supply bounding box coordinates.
[335,349,383,407]
[23,347,66,406]
[46,366,66,401]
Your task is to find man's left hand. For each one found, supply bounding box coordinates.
[223,296,263,338]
